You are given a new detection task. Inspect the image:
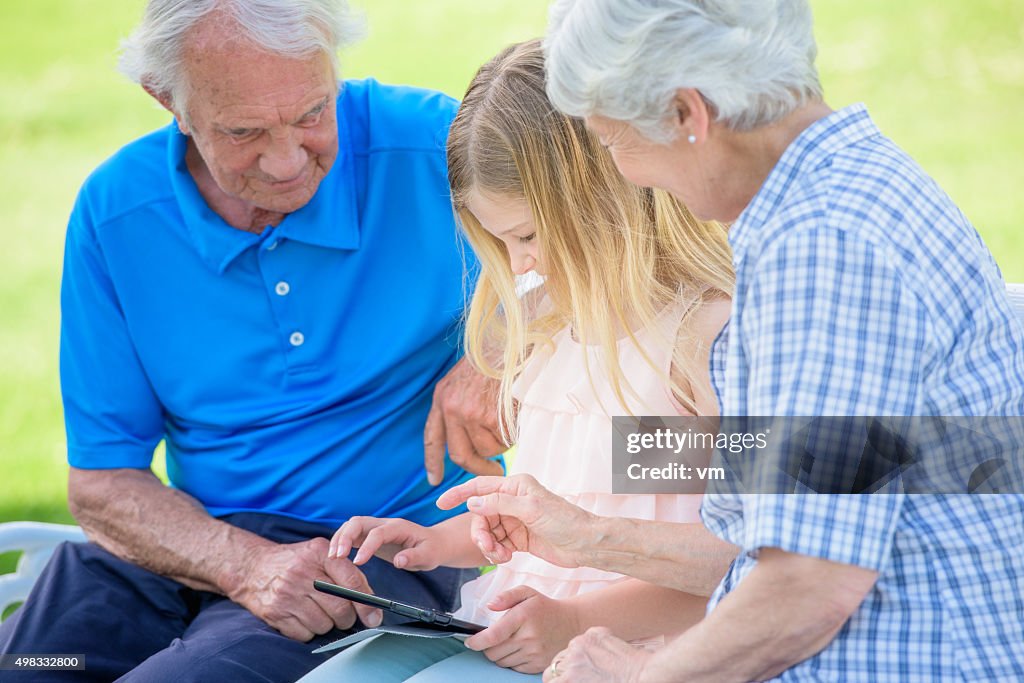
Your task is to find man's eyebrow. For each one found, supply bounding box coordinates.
[299,97,330,119]
[216,98,330,131]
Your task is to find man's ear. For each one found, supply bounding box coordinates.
[670,88,711,145]
[142,81,190,135]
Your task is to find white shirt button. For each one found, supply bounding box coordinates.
[275,281,290,296]
[289,331,305,347]
[267,240,279,251]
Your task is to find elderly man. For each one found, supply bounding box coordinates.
[0,1,504,681]
[443,1,1024,682]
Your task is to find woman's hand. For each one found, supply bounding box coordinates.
[465,586,582,674]
[543,627,652,683]
[437,473,595,568]
[328,516,444,571]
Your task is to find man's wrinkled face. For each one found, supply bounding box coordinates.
[178,34,339,214]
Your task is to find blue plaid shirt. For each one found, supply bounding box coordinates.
[704,104,1024,681]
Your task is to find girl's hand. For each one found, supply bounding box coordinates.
[542,627,651,683]
[328,516,444,570]
[464,586,582,674]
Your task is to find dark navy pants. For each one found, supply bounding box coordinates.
[0,513,475,682]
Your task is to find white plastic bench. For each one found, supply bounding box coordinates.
[1008,282,1024,322]
[0,522,86,616]
[2,282,1023,620]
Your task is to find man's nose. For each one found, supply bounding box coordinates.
[259,129,308,181]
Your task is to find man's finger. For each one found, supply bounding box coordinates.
[355,603,383,628]
[465,454,506,478]
[276,615,316,642]
[465,423,508,461]
[424,400,447,486]
[445,423,480,469]
[325,562,382,628]
[307,590,355,632]
[458,419,505,479]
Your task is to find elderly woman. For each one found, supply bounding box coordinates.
[443,1,1024,682]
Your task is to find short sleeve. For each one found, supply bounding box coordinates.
[743,493,903,572]
[60,190,163,468]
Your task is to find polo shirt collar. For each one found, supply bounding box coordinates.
[168,107,359,275]
[729,103,879,257]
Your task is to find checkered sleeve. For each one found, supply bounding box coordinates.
[737,225,925,569]
[743,493,903,571]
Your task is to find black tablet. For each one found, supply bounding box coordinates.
[313,580,486,635]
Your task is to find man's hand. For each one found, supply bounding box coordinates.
[227,537,383,641]
[437,473,593,568]
[329,516,445,571]
[465,586,583,674]
[424,356,508,485]
[543,627,652,683]
[67,468,384,642]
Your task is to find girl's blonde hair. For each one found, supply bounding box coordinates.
[448,39,734,439]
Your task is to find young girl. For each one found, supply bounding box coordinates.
[299,39,733,682]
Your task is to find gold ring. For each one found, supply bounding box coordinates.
[549,659,560,677]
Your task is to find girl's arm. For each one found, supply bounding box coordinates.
[568,577,706,642]
[329,512,487,570]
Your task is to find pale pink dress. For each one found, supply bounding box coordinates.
[453,301,704,626]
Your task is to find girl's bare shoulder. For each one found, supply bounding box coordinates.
[685,295,731,346]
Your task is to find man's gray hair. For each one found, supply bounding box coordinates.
[119,0,365,111]
[544,0,823,141]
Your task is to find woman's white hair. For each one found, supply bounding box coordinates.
[545,0,823,141]
[119,0,365,112]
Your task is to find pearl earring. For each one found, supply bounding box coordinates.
[687,134,697,144]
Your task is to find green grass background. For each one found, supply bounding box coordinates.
[1,0,1022,535]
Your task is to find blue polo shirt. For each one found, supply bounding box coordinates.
[60,79,478,528]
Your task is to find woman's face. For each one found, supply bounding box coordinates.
[465,191,545,277]
[586,115,722,222]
